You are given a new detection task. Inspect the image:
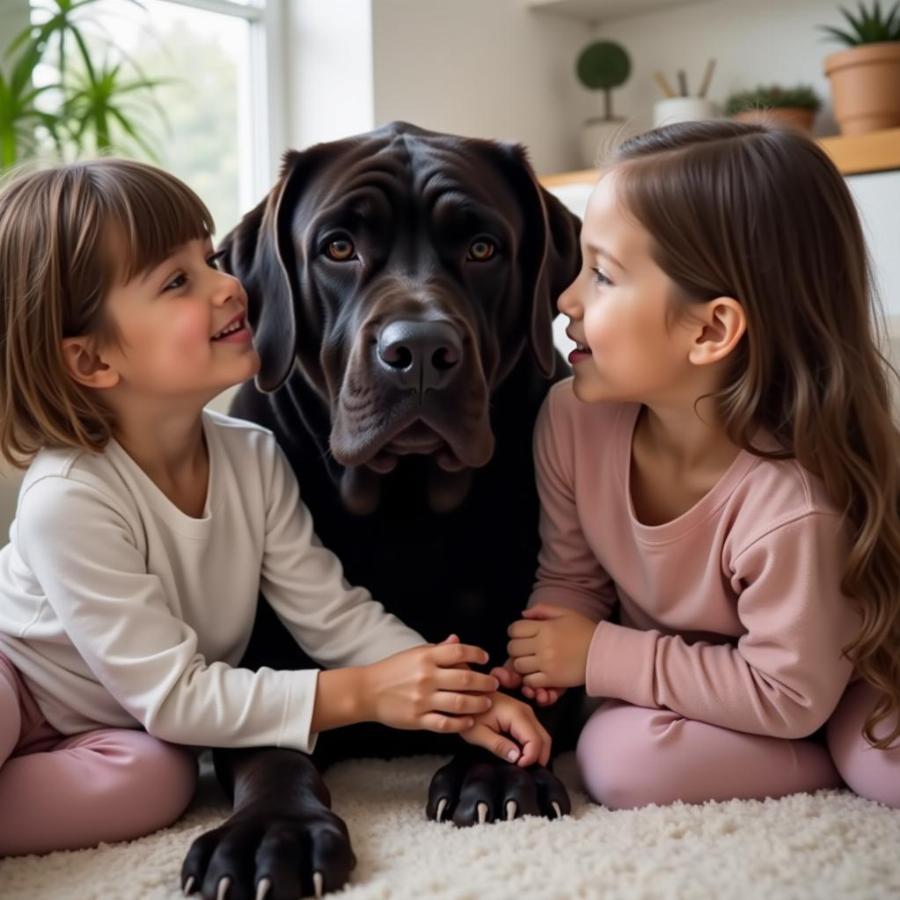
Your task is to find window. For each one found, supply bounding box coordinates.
[30,0,283,235]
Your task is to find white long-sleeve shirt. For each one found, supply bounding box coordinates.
[0,410,424,752]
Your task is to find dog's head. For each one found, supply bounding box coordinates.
[224,122,581,513]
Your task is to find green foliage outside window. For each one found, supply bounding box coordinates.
[2,0,243,233]
[0,0,168,170]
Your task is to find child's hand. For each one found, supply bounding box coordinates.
[460,692,552,767]
[507,603,598,690]
[365,634,499,734]
[529,685,567,707]
[490,657,523,691]
[491,657,567,707]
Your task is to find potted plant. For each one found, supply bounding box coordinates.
[820,0,900,135]
[1,0,167,171]
[576,39,631,167]
[724,84,822,134]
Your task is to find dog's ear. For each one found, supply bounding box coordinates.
[220,148,318,393]
[486,142,583,378]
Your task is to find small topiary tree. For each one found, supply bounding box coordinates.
[576,40,631,123]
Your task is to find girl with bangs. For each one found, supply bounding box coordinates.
[0,158,548,863]
[497,121,900,809]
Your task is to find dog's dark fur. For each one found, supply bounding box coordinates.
[181,122,582,899]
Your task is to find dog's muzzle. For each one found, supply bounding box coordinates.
[332,314,493,515]
[375,319,463,394]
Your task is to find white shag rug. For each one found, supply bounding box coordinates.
[2,751,899,900]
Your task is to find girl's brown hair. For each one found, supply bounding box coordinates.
[0,158,214,467]
[606,120,900,747]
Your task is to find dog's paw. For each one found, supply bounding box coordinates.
[180,805,355,900]
[426,751,571,827]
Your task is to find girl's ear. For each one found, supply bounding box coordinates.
[687,296,747,367]
[60,337,120,390]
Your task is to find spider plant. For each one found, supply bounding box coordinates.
[0,37,63,168]
[64,53,168,158]
[1,0,169,170]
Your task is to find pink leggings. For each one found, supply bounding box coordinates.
[0,654,198,856]
[577,680,900,810]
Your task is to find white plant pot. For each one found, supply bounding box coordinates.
[579,118,628,168]
[653,97,719,128]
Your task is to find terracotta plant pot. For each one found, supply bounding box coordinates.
[824,41,900,135]
[731,107,816,134]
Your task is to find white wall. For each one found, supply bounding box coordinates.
[849,171,900,319]
[0,0,30,62]
[370,0,592,173]
[286,0,375,151]
[589,0,841,136]
[285,0,855,172]
[286,0,596,173]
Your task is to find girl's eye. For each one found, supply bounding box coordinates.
[163,273,187,292]
[467,238,496,262]
[325,238,356,261]
[162,250,227,292]
[591,267,613,287]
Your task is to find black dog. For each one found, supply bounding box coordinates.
[182,122,582,900]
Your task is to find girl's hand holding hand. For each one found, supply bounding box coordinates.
[365,634,499,734]
[490,658,566,707]
[507,603,598,690]
[460,691,552,767]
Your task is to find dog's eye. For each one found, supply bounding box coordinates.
[468,239,496,262]
[325,238,356,261]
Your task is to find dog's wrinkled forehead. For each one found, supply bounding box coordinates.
[292,131,526,251]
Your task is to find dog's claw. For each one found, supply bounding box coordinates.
[435,797,448,823]
[551,801,563,819]
[505,800,517,821]
[313,870,324,898]
[477,802,489,824]
[217,877,231,900]
[182,876,195,896]
[255,878,271,900]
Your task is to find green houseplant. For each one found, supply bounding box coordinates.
[820,1,900,134]
[724,84,821,134]
[1,0,167,171]
[0,38,63,168]
[575,39,631,167]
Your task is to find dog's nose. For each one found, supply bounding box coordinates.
[376,319,462,392]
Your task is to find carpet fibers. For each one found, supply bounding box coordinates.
[1,752,898,899]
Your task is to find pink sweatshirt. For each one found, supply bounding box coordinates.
[530,378,861,740]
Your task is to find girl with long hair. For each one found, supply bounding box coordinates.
[498,121,900,809]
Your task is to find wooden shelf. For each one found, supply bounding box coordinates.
[539,127,900,185]
[818,127,900,176]
[540,168,599,188]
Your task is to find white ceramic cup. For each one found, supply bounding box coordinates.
[653,97,718,128]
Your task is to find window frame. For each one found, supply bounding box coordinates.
[158,0,286,204]
[21,0,286,203]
